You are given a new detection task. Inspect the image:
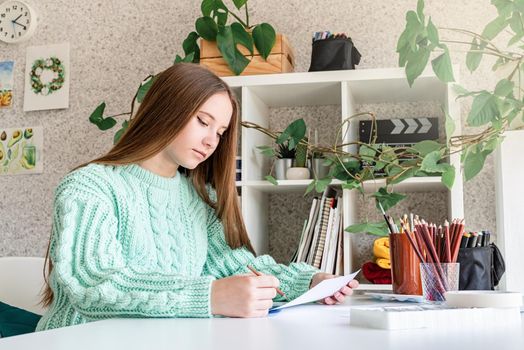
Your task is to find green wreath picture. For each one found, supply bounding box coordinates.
[30,57,65,96]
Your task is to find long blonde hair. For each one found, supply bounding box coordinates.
[42,63,253,306]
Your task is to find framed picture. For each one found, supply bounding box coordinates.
[23,43,70,111]
[0,60,14,109]
[0,126,43,175]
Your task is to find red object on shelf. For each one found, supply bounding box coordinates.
[362,261,392,284]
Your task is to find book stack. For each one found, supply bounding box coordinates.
[291,186,344,274]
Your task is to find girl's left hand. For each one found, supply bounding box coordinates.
[309,272,359,305]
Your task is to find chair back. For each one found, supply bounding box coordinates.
[0,257,46,315]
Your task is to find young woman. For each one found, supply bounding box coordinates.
[37,63,358,331]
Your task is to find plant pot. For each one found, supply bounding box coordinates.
[286,167,310,180]
[311,158,330,178]
[199,34,295,76]
[275,158,293,180]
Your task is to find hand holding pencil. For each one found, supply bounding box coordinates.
[210,267,282,318]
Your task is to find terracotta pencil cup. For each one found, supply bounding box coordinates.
[389,233,423,295]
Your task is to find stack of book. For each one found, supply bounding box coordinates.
[291,186,344,274]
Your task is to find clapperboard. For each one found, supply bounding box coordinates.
[359,117,438,145]
[359,117,439,174]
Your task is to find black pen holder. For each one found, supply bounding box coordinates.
[457,243,505,290]
[308,38,361,72]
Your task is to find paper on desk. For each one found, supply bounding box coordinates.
[270,270,360,311]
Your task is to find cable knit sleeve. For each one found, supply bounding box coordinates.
[202,188,319,301]
[50,182,215,319]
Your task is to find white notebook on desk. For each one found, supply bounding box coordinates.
[350,304,522,330]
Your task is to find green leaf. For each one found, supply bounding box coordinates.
[305,180,316,195]
[494,78,514,97]
[265,175,278,186]
[195,16,218,41]
[492,0,514,16]
[136,75,155,103]
[373,187,407,212]
[387,166,418,185]
[467,92,500,126]
[252,23,276,60]
[201,0,213,16]
[453,84,470,96]
[445,110,456,143]
[315,178,332,193]
[201,0,226,17]
[280,118,307,148]
[174,55,184,63]
[342,179,361,191]
[359,144,376,162]
[345,221,389,236]
[508,32,524,46]
[481,15,507,40]
[182,52,195,63]
[509,11,524,36]
[98,116,117,131]
[483,136,504,152]
[231,22,254,55]
[113,120,129,145]
[431,49,455,82]
[406,47,430,87]
[232,0,247,9]
[182,31,200,62]
[420,150,443,173]
[416,0,425,23]
[216,10,228,26]
[405,11,424,50]
[427,17,439,45]
[466,38,482,73]
[412,140,442,156]
[256,145,276,157]
[440,164,455,190]
[89,102,106,124]
[216,25,250,75]
[463,145,488,181]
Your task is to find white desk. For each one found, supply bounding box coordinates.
[1,296,523,350]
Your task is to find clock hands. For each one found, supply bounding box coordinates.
[12,21,26,29]
[11,15,26,30]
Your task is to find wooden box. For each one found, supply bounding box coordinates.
[199,34,295,76]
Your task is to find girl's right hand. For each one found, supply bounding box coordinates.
[210,274,279,317]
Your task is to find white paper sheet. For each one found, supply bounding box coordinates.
[271,270,360,311]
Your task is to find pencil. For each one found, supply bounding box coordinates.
[246,265,287,299]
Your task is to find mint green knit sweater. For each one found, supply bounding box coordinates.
[36,164,318,331]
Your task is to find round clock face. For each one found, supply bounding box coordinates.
[0,1,36,43]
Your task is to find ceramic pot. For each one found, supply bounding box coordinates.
[286,167,310,180]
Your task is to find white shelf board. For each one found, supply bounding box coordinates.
[238,177,445,193]
[241,179,343,193]
[222,67,447,107]
[362,176,446,193]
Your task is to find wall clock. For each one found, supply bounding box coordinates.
[0,1,37,43]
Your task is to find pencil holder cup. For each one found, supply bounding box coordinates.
[389,234,423,295]
[420,263,459,302]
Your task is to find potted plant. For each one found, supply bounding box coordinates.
[274,142,295,180]
[89,0,286,142]
[178,0,293,76]
[310,151,330,179]
[286,139,310,180]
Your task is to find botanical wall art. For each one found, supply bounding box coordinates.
[23,43,70,111]
[0,126,43,175]
[0,60,14,109]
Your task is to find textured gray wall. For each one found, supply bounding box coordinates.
[0,0,499,262]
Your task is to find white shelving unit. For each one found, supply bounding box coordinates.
[223,67,464,276]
